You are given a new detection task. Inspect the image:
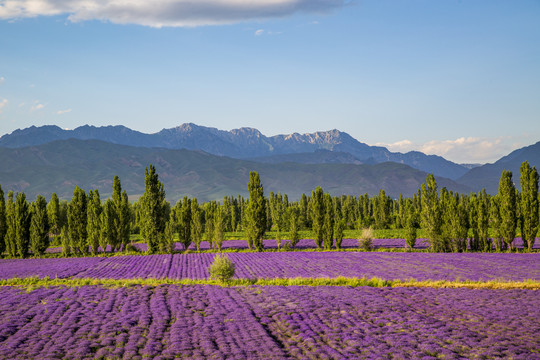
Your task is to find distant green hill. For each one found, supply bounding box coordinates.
[250,149,364,165]
[0,139,471,201]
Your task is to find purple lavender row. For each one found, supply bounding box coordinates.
[0,285,538,359]
[45,236,539,254]
[0,257,104,280]
[3,252,536,282]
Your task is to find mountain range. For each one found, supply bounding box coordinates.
[457,140,540,194]
[0,124,538,201]
[0,123,469,180]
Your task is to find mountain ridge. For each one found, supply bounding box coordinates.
[0,123,469,179]
[457,140,540,193]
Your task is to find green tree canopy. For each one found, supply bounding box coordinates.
[246,171,266,251]
[498,170,517,252]
[30,194,49,256]
[140,165,167,253]
[519,161,539,251]
[68,186,88,254]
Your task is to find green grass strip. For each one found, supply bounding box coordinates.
[1,276,538,290]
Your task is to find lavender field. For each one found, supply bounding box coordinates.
[1,250,539,359]
[2,252,539,282]
[0,285,538,359]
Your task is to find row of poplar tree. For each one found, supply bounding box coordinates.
[0,161,538,258]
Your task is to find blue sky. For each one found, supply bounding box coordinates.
[0,0,539,163]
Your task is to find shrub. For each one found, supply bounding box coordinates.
[125,243,140,253]
[359,227,374,251]
[405,227,417,250]
[282,241,291,251]
[209,254,236,283]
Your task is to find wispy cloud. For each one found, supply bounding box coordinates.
[30,102,45,112]
[0,98,7,114]
[377,136,526,164]
[56,108,72,115]
[0,77,4,84]
[0,0,349,28]
[254,28,282,36]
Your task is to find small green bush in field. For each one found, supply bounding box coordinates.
[359,228,374,251]
[125,243,140,253]
[209,254,236,283]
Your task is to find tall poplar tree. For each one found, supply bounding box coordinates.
[439,188,452,251]
[30,195,49,256]
[59,200,69,231]
[246,171,266,251]
[160,219,176,253]
[441,190,468,252]
[373,189,390,229]
[468,193,480,251]
[204,201,217,250]
[490,196,504,251]
[5,191,16,257]
[140,165,166,253]
[288,205,300,249]
[14,192,31,258]
[311,187,325,248]
[445,192,468,253]
[178,196,192,251]
[334,218,345,250]
[61,225,70,255]
[213,206,225,251]
[498,170,517,252]
[112,176,131,251]
[191,198,203,251]
[68,186,88,254]
[87,189,102,255]
[519,161,539,251]
[404,200,418,249]
[477,189,491,252]
[270,192,286,245]
[47,193,61,237]
[0,185,6,257]
[323,193,334,250]
[100,199,116,253]
[299,193,310,229]
[396,194,405,229]
[421,174,444,252]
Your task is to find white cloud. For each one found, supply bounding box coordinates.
[378,136,523,164]
[376,139,413,153]
[0,98,7,114]
[0,0,349,28]
[255,29,264,36]
[0,77,4,84]
[30,103,45,112]
[56,108,72,115]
